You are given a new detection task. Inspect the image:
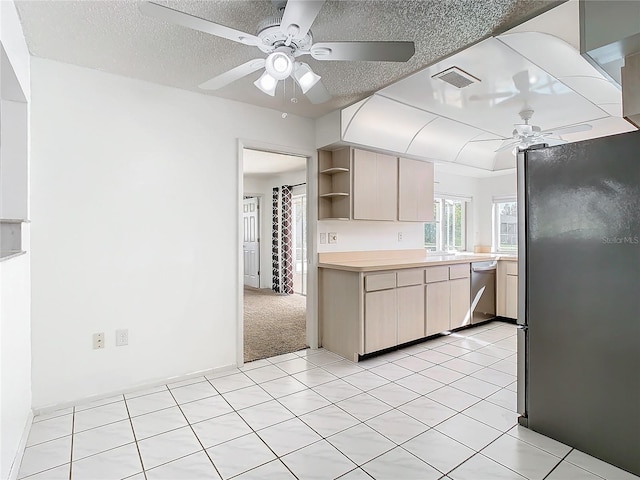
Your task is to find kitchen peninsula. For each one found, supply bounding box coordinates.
[318,249,517,361]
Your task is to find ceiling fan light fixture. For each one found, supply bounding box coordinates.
[265,51,293,80]
[293,63,321,93]
[254,71,278,96]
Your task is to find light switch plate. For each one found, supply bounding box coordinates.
[116,329,128,346]
[328,232,337,244]
[320,233,327,244]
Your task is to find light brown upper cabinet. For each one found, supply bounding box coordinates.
[318,148,351,220]
[352,149,398,221]
[398,157,434,222]
[318,147,434,222]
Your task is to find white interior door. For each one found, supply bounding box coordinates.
[243,197,260,288]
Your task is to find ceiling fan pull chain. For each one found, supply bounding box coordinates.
[282,77,288,119]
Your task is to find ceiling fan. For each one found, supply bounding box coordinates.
[140,0,415,104]
[473,108,593,153]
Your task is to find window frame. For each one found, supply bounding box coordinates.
[425,195,468,253]
[493,196,518,253]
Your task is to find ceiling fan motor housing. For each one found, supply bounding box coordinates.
[256,15,313,53]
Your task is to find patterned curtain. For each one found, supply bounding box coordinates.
[272,187,280,293]
[281,186,294,294]
[271,185,294,294]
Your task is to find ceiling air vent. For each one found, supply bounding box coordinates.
[432,67,480,88]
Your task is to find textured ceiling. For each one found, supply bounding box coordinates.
[15,0,559,118]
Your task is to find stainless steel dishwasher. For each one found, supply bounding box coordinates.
[470,261,497,324]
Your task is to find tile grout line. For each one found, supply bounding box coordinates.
[166,383,226,479]
[123,394,148,480]
[201,376,302,480]
[34,323,616,480]
[68,406,75,480]
[542,448,577,480]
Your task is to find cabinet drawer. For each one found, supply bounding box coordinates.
[449,264,470,280]
[365,273,396,292]
[397,269,424,287]
[505,261,518,276]
[425,266,448,283]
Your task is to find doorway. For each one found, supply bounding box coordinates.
[242,148,308,362]
[292,188,307,295]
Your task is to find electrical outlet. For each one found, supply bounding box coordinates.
[93,332,104,349]
[328,232,337,244]
[320,233,327,244]
[398,232,403,242]
[116,329,128,346]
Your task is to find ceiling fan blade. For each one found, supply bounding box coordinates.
[198,59,266,90]
[280,0,325,40]
[310,41,415,62]
[304,79,331,104]
[140,2,260,46]
[541,124,592,136]
[495,140,521,152]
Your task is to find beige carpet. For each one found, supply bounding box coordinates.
[243,287,307,362]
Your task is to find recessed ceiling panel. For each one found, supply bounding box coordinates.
[379,37,609,137]
[559,76,621,106]
[406,117,487,162]
[493,150,518,171]
[452,141,501,171]
[498,32,602,79]
[553,116,636,143]
[341,95,437,153]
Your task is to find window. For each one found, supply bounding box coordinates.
[494,198,518,252]
[425,197,467,252]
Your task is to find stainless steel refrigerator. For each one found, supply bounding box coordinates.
[516,130,640,476]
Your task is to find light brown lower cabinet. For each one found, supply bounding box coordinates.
[425,265,471,334]
[319,262,472,361]
[364,289,398,353]
[426,281,450,336]
[397,285,425,344]
[450,278,471,329]
[505,274,518,319]
[497,260,518,320]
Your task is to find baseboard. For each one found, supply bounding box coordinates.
[32,364,237,416]
[495,316,517,324]
[8,410,34,480]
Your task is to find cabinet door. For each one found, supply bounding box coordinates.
[426,281,450,336]
[364,289,398,353]
[450,277,471,329]
[505,274,518,319]
[353,149,398,221]
[397,285,425,344]
[398,158,434,221]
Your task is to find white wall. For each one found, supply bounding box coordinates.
[243,169,307,289]
[29,58,315,408]
[0,1,32,478]
[317,220,425,252]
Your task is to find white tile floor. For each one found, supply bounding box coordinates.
[18,321,639,480]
